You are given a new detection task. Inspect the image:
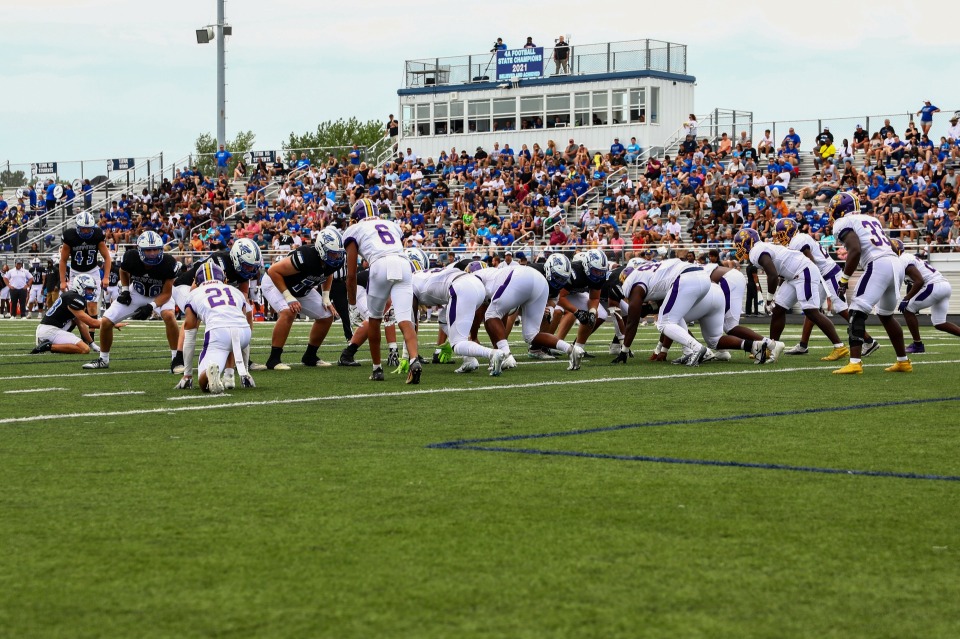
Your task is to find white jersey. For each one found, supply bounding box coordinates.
[185,281,250,331]
[620,258,695,302]
[900,253,945,285]
[832,214,897,269]
[788,233,840,278]
[498,259,522,270]
[471,265,510,300]
[748,242,809,279]
[342,218,405,265]
[412,268,467,307]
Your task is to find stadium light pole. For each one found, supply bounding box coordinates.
[195,0,230,148]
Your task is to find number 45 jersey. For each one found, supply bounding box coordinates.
[120,250,180,298]
[833,214,897,269]
[185,281,250,330]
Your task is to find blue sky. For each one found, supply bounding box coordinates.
[4,0,958,167]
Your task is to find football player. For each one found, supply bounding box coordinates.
[175,262,255,393]
[337,267,402,368]
[891,238,960,352]
[773,217,879,358]
[828,193,911,374]
[261,227,344,370]
[551,249,611,358]
[26,258,46,318]
[30,273,124,355]
[82,231,180,370]
[699,261,770,361]
[59,211,111,320]
[343,196,421,383]
[733,228,848,363]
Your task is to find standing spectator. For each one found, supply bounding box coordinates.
[215,144,232,176]
[491,38,507,52]
[683,114,698,138]
[917,100,940,136]
[64,182,76,217]
[4,258,32,319]
[386,114,399,139]
[44,179,57,213]
[523,36,536,49]
[81,179,93,210]
[553,35,570,75]
[348,144,362,166]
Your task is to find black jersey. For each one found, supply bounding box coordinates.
[28,262,45,284]
[62,227,105,272]
[604,266,627,302]
[41,290,86,331]
[564,262,604,295]
[107,263,121,287]
[283,245,338,297]
[356,268,370,291]
[174,251,243,287]
[120,251,179,298]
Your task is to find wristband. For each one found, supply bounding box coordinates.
[282,290,297,304]
[322,290,331,305]
[764,292,773,303]
[839,274,850,284]
[150,302,158,311]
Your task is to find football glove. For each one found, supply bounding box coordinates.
[898,299,910,313]
[175,376,193,390]
[383,307,397,327]
[611,347,632,364]
[574,310,594,326]
[392,357,410,375]
[386,348,400,367]
[438,342,454,363]
[132,304,154,320]
[348,303,365,328]
[765,300,777,314]
[117,290,132,305]
[837,282,848,299]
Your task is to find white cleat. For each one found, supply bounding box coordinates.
[489,351,505,377]
[455,357,479,374]
[502,354,517,369]
[207,364,224,394]
[223,370,236,389]
[527,349,555,360]
[609,341,622,356]
[769,340,786,363]
[568,345,585,371]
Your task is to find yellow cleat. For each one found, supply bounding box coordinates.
[833,362,863,375]
[884,360,913,373]
[821,346,850,361]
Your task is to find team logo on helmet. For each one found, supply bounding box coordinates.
[136,231,164,266]
[889,238,905,256]
[733,228,761,262]
[773,218,798,246]
[405,247,429,272]
[72,273,99,301]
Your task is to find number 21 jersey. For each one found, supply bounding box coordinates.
[833,214,896,269]
[185,282,249,331]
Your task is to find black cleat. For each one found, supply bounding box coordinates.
[338,349,361,367]
[370,368,385,381]
[31,340,53,354]
[406,359,423,385]
[170,352,185,374]
[431,352,441,364]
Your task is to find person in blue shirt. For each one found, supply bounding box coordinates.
[81,179,93,209]
[610,138,626,165]
[214,145,232,175]
[27,186,37,210]
[63,184,75,216]
[781,127,801,149]
[492,38,507,52]
[44,180,57,211]
[625,137,641,164]
[348,144,361,166]
[917,100,940,136]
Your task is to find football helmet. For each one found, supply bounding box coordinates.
[195,261,226,286]
[72,272,99,301]
[75,211,98,240]
[136,231,164,266]
[465,260,486,273]
[544,253,573,288]
[229,238,263,280]
[733,228,761,262]
[315,226,346,268]
[572,251,588,267]
[773,218,799,246]
[351,198,378,221]
[626,257,647,269]
[825,192,861,219]
[406,247,429,272]
[889,238,905,256]
[583,249,609,283]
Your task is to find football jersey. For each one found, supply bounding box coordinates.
[282,245,338,298]
[174,251,244,287]
[788,233,839,278]
[563,262,605,294]
[120,251,180,299]
[342,218,404,264]
[107,263,121,287]
[62,227,106,272]
[471,264,516,300]
[40,290,86,331]
[604,266,627,301]
[184,281,249,331]
[748,242,809,279]
[28,262,45,284]
[412,268,467,307]
[832,214,896,269]
[620,258,694,302]
[900,253,945,285]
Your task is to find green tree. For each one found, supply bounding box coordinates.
[0,169,28,188]
[193,130,256,178]
[283,117,384,165]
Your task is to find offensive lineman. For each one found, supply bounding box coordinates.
[890,238,960,353]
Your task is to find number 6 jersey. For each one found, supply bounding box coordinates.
[120,250,180,298]
[185,281,250,330]
[833,213,897,269]
[342,218,405,264]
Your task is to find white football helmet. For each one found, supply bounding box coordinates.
[406,247,429,272]
[230,238,263,280]
[75,211,97,239]
[315,226,345,267]
[571,251,588,267]
[136,231,164,266]
[626,257,647,269]
[72,272,99,301]
[583,249,610,283]
[543,253,573,289]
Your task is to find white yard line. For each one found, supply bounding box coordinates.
[82,391,146,397]
[167,394,233,401]
[4,387,66,394]
[0,369,167,382]
[1,358,958,425]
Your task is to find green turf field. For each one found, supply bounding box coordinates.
[1,317,958,638]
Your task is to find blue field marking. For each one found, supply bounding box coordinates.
[428,396,960,482]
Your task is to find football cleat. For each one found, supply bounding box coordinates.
[861,340,881,357]
[766,340,786,363]
[567,345,585,371]
[241,375,256,388]
[820,346,850,362]
[686,345,709,367]
[82,357,109,369]
[431,352,442,364]
[170,352,185,374]
[905,342,925,354]
[223,370,236,389]
[248,361,268,371]
[833,362,864,375]
[884,360,913,373]
[386,348,400,367]
[30,340,53,354]
[174,377,193,390]
[369,368,385,381]
[712,350,733,362]
[609,340,622,356]
[784,344,808,355]
[406,359,422,385]
[751,340,770,364]
[502,354,518,369]
[301,353,332,367]
[265,359,291,371]
[206,364,224,394]
[527,349,556,360]
[454,357,479,373]
[489,351,505,377]
[338,349,361,366]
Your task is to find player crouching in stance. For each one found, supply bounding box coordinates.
[31,273,125,355]
[83,231,180,370]
[828,193,911,374]
[890,238,960,353]
[176,262,254,393]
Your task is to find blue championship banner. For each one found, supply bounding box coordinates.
[496,47,544,81]
[110,158,136,171]
[31,162,58,177]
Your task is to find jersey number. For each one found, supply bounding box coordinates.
[45,298,63,317]
[206,286,238,308]
[861,219,891,248]
[74,249,96,266]
[132,282,162,297]
[375,224,396,245]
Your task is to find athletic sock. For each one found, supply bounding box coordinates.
[171,349,178,359]
[833,342,844,348]
[555,339,572,353]
[798,342,808,348]
[850,357,862,364]
[269,346,283,362]
[897,356,908,362]
[345,342,360,355]
[101,352,110,364]
[305,344,319,358]
[496,339,510,352]
[388,342,397,351]
[742,339,755,353]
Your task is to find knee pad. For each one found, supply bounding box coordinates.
[847,310,868,346]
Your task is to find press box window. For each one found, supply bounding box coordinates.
[468,99,491,133]
[493,98,516,132]
[546,94,570,128]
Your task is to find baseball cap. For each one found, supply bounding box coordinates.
[516,251,526,259]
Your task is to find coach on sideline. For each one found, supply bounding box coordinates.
[4,258,33,319]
